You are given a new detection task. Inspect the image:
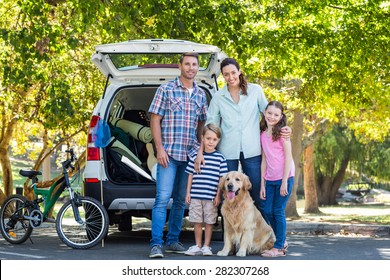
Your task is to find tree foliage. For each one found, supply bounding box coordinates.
[0,0,103,199]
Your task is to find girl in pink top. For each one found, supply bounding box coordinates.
[260,101,295,257]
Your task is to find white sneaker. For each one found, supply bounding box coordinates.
[201,246,213,256]
[185,245,203,256]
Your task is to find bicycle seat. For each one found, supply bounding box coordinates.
[19,170,42,178]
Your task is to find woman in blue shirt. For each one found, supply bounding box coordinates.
[195,58,290,217]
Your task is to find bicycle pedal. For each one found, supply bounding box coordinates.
[9,231,16,238]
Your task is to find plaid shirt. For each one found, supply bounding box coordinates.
[149,77,208,161]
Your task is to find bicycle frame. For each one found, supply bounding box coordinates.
[32,177,66,219]
[32,157,79,221]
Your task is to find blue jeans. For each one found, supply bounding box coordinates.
[150,157,188,248]
[263,177,294,249]
[226,153,265,217]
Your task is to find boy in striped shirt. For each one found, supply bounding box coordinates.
[185,123,228,256]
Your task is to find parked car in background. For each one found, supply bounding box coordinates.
[83,39,227,231]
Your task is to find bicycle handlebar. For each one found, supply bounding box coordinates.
[63,149,78,171]
[65,149,78,161]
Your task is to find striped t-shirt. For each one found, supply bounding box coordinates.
[185,151,228,201]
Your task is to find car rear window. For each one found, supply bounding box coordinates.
[108,53,214,71]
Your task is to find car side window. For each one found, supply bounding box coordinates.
[110,100,125,121]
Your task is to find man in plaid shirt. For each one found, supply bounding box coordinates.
[148,52,208,258]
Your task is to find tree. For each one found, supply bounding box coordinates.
[315,125,390,205]
[315,125,357,205]
[246,1,390,213]
[0,0,102,202]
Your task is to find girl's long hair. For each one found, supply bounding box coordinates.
[260,101,287,141]
[220,58,248,95]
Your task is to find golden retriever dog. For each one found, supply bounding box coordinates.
[217,171,275,257]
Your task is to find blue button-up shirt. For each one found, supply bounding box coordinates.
[206,83,268,160]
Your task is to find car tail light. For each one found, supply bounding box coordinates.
[87,115,101,161]
[85,178,99,183]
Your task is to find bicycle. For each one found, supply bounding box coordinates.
[0,149,109,249]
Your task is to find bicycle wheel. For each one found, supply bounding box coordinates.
[56,196,109,249]
[0,194,33,244]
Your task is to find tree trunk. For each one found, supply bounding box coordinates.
[317,149,350,206]
[0,146,13,202]
[0,116,20,202]
[286,110,304,218]
[42,131,51,181]
[328,156,349,204]
[303,144,321,213]
[317,175,332,205]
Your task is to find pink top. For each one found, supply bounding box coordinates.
[260,132,295,181]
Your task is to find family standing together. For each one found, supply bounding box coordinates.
[148,52,294,258]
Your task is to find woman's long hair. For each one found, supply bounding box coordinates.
[220,58,248,95]
[260,101,287,141]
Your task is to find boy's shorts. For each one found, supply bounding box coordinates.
[188,199,218,224]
